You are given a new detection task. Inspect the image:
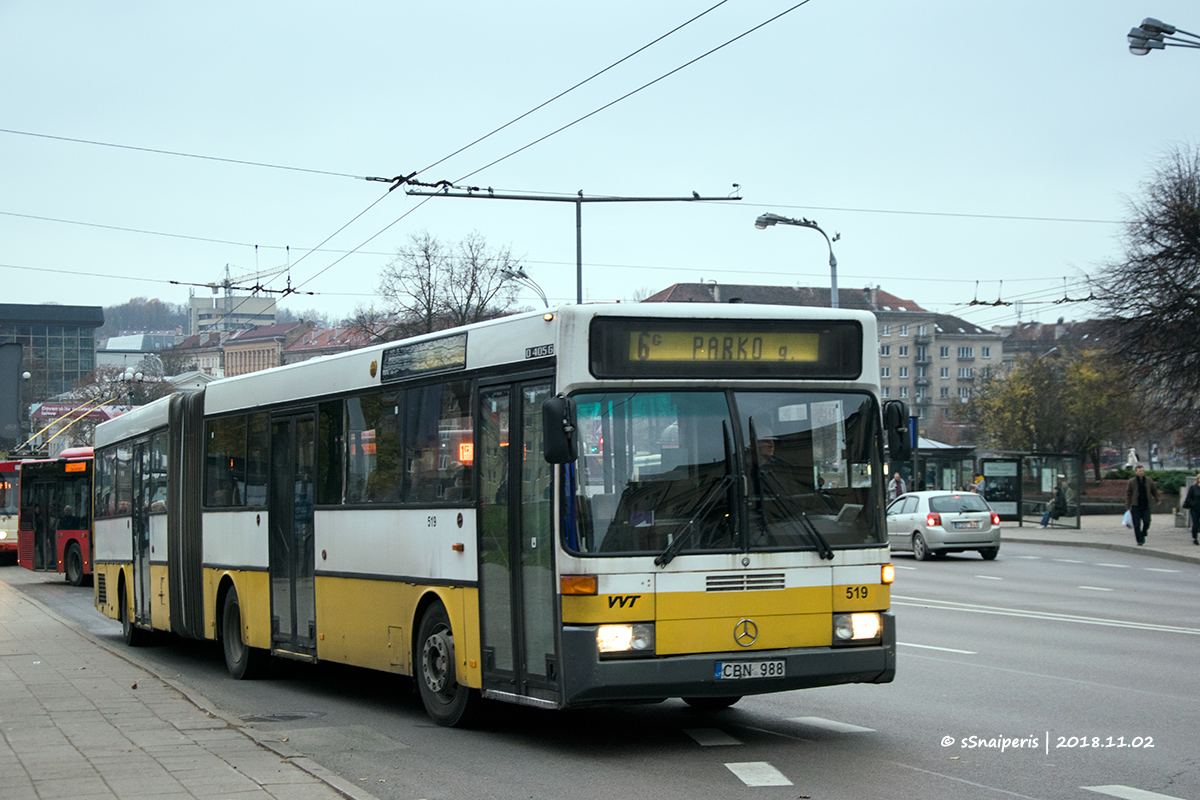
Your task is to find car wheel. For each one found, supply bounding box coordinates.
[979,547,999,561]
[416,602,481,727]
[912,532,932,561]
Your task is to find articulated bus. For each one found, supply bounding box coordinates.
[93,303,909,726]
[0,460,19,562]
[17,448,94,585]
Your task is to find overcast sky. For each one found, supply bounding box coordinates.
[4,1,1197,332]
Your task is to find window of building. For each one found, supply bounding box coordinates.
[881,367,890,379]
[958,346,974,359]
[958,387,972,399]
[918,325,927,336]
[898,345,909,357]
[958,367,974,379]
[899,386,909,398]
[880,345,891,357]
[940,346,950,358]
[981,346,991,358]
[898,366,909,379]
[899,325,909,337]
[940,387,949,398]
[940,367,950,379]
[881,324,891,336]
[881,386,890,398]
[915,387,927,398]
[916,365,927,378]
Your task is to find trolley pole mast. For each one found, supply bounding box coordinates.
[404,187,741,304]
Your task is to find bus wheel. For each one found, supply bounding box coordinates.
[682,696,741,710]
[221,588,269,680]
[119,584,151,647]
[64,543,84,587]
[416,603,479,727]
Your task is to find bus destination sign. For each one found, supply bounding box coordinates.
[380,332,467,383]
[629,331,819,364]
[589,317,862,380]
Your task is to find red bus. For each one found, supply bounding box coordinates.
[17,447,94,586]
[0,460,19,562]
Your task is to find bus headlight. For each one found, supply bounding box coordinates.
[0,530,8,540]
[597,623,655,656]
[832,612,882,645]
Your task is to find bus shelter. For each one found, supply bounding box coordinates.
[988,454,1083,529]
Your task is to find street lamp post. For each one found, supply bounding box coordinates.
[1128,17,1200,55]
[754,213,841,309]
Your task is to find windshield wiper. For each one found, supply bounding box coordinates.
[655,422,734,568]
[748,417,835,561]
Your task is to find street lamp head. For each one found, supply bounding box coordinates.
[754,214,776,229]
[1141,17,1177,35]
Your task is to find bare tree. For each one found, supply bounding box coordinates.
[377,231,519,336]
[1095,144,1200,449]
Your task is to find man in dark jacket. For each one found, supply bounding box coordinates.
[1125,465,1159,546]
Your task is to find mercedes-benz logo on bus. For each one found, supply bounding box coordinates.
[734,619,758,647]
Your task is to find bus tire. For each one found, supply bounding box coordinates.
[221,588,269,680]
[416,602,479,727]
[119,583,151,647]
[65,542,84,587]
[682,696,741,710]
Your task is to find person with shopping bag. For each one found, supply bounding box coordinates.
[1125,464,1159,546]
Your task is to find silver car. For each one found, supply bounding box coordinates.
[886,491,1001,561]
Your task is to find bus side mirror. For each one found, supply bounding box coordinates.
[543,395,577,464]
[884,400,911,462]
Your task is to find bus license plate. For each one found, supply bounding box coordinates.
[715,660,786,680]
[954,521,980,529]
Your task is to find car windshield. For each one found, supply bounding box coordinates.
[568,390,885,556]
[929,494,990,514]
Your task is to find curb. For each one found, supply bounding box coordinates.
[1002,536,1200,566]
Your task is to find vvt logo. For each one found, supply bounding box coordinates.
[608,595,642,609]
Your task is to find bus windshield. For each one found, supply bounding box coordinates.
[570,390,884,556]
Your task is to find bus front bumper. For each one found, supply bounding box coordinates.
[559,611,895,706]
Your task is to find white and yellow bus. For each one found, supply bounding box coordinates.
[93,303,909,726]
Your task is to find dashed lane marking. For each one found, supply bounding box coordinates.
[1145,567,1180,573]
[785,716,875,732]
[897,642,977,654]
[725,762,792,787]
[1082,785,1188,799]
[975,575,1003,580]
[684,728,741,746]
[1096,563,1132,568]
[1078,586,1114,591]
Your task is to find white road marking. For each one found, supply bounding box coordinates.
[1053,558,1084,563]
[1096,563,1132,568]
[975,575,1003,580]
[1145,568,1180,573]
[893,564,917,570]
[892,595,1200,635]
[786,716,875,732]
[725,762,792,787]
[684,728,741,746]
[1082,785,1188,799]
[897,642,977,654]
[1079,586,1114,591]
[1012,555,1042,559]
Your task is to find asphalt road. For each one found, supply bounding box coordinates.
[5,542,1198,800]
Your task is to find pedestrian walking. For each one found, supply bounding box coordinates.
[1181,475,1200,545]
[888,472,906,502]
[1125,464,1159,546]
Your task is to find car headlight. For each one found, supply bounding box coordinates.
[832,612,882,646]
[597,623,655,656]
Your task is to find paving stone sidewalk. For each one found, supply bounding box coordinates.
[0,579,353,800]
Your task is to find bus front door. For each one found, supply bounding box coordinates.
[268,413,318,659]
[478,379,561,708]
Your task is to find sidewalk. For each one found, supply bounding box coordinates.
[0,578,369,800]
[1003,511,1200,565]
